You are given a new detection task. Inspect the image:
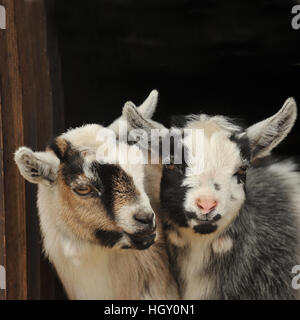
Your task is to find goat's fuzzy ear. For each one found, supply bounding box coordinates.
[123,98,165,129]
[108,90,159,133]
[122,101,157,136]
[136,89,159,119]
[14,147,60,186]
[247,98,297,160]
[123,101,170,156]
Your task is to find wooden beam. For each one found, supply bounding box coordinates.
[0,0,65,299]
[0,90,6,300]
[0,0,28,300]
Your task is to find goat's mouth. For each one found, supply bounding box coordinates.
[193,222,218,234]
[186,210,221,222]
[186,211,221,234]
[125,231,157,250]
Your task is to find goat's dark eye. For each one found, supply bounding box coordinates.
[234,166,248,184]
[237,166,248,175]
[74,185,92,196]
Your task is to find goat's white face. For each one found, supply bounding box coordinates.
[161,120,250,234]
[183,130,247,231]
[125,97,297,235]
[15,124,157,250]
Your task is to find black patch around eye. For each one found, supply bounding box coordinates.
[95,229,122,247]
[160,167,189,228]
[233,164,249,184]
[91,163,118,217]
[235,173,245,184]
[230,132,251,162]
[55,144,85,185]
[48,138,86,184]
[48,137,65,160]
[193,223,217,234]
[234,171,247,184]
[62,158,84,185]
[91,162,137,219]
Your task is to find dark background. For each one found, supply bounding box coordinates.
[51,0,300,156]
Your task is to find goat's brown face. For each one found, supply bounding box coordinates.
[50,137,157,250]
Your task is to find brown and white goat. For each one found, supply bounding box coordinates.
[15,119,178,299]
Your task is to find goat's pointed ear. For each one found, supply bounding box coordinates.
[123,101,169,155]
[14,146,60,186]
[122,101,157,136]
[108,90,159,133]
[246,98,297,160]
[136,89,159,119]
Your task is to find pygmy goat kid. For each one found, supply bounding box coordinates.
[125,97,300,299]
[15,123,179,300]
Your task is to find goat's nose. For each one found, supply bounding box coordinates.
[134,211,155,227]
[195,198,217,214]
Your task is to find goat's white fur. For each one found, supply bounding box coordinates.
[14,96,178,300]
[174,98,299,299]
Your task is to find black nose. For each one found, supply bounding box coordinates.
[134,212,155,227]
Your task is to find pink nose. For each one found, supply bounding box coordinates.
[195,198,217,214]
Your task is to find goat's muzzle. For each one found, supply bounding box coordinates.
[133,210,156,231]
[125,230,157,250]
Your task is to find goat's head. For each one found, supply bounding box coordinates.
[124,97,297,235]
[15,124,157,250]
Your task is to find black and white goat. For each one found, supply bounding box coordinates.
[124,97,300,299]
[14,94,179,300]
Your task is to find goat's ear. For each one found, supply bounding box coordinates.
[246,98,297,160]
[122,101,158,136]
[123,101,171,161]
[108,90,159,133]
[14,147,60,186]
[136,89,159,119]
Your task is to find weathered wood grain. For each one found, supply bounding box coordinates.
[0,87,7,300]
[0,0,65,300]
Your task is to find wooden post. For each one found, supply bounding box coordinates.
[0,92,7,300]
[0,0,64,299]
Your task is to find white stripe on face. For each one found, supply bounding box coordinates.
[181,123,246,229]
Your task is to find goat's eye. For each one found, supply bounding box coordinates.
[74,185,92,196]
[234,165,248,184]
[237,166,248,175]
